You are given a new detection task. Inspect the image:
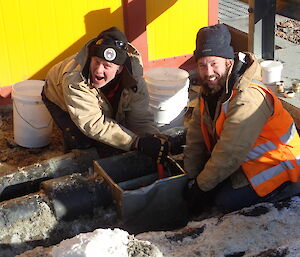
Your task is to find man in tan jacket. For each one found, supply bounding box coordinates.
[184,24,300,213]
[42,27,166,160]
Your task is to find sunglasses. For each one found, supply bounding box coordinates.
[96,38,128,51]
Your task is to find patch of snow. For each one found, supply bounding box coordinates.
[16,199,300,257]
[51,228,129,257]
[137,201,300,256]
[291,196,300,202]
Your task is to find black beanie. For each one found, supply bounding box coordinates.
[89,27,128,65]
[194,24,234,60]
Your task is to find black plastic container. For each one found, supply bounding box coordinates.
[94,151,188,233]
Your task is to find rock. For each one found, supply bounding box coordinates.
[276,18,300,45]
[17,228,163,257]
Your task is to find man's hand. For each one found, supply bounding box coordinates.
[184,179,213,214]
[136,134,169,163]
[185,179,206,201]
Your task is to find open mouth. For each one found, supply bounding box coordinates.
[207,75,218,82]
[95,75,105,82]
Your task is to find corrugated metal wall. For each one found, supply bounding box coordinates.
[146,0,208,60]
[0,0,208,87]
[0,0,124,87]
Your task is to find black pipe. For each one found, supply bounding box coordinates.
[41,173,112,221]
[0,148,99,202]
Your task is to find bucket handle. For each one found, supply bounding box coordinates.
[168,107,189,122]
[149,100,188,111]
[14,102,53,129]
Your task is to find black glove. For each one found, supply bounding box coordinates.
[184,179,212,214]
[137,135,169,162]
[184,179,206,201]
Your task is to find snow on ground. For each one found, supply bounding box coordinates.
[51,229,130,257]
[137,196,300,257]
[50,228,163,257]
[17,196,300,257]
[17,228,163,257]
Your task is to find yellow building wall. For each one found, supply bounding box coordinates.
[0,0,124,87]
[146,0,208,60]
[0,0,208,87]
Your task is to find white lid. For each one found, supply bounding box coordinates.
[12,80,45,97]
[145,67,189,83]
[260,60,283,71]
[12,80,45,102]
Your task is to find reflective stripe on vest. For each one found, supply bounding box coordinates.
[245,123,298,162]
[200,80,300,196]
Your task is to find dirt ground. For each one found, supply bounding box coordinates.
[0,105,64,175]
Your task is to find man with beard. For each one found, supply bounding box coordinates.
[42,27,167,161]
[184,24,300,213]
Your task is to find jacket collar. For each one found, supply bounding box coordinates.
[233,52,262,91]
[220,52,262,103]
[119,63,138,89]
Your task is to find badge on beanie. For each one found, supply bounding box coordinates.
[104,48,116,61]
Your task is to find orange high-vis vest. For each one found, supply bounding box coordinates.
[200,80,300,196]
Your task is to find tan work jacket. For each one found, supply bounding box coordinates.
[184,52,275,191]
[43,38,158,151]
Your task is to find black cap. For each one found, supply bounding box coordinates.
[194,24,234,60]
[89,27,128,65]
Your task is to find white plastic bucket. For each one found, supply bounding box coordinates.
[145,67,189,129]
[149,83,189,111]
[146,67,189,95]
[12,80,53,148]
[260,60,283,84]
[149,88,188,124]
[156,108,187,131]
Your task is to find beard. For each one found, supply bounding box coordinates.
[200,66,231,95]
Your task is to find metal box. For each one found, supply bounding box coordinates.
[94,151,188,233]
